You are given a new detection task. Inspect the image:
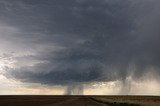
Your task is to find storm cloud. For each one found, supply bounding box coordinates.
[1,0,160,94]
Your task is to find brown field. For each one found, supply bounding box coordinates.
[0,95,159,106]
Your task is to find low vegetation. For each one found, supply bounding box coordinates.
[89,96,160,106]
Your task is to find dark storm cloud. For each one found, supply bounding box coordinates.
[3,0,160,85]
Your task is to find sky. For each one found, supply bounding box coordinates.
[0,0,160,95]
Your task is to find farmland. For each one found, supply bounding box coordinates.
[0,95,159,106]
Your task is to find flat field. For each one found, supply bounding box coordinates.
[0,95,159,106]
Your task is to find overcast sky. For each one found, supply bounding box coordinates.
[0,0,160,95]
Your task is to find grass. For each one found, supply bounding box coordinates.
[90,97,140,106]
[89,96,160,106]
[0,95,159,106]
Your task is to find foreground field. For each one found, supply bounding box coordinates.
[0,95,159,106]
[91,96,160,106]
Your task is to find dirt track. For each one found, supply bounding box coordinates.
[50,97,105,106]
